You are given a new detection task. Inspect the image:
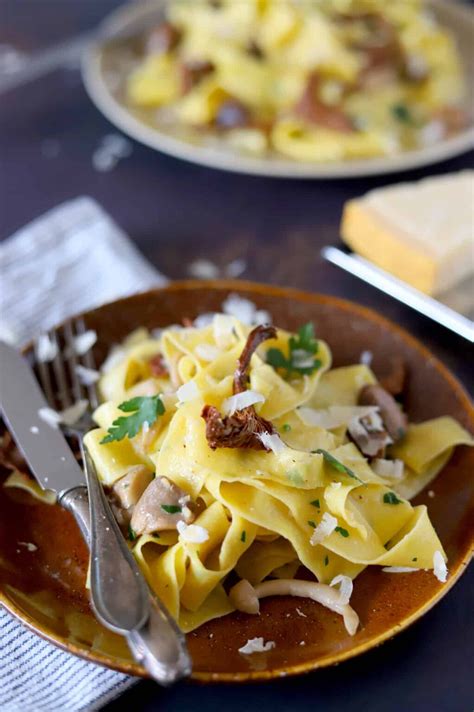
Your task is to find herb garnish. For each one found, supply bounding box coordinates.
[267,323,321,378]
[383,492,403,505]
[100,395,165,444]
[311,499,321,509]
[241,530,246,543]
[282,423,292,432]
[161,504,182,514]
[324,555,329,566]
[391,103,417,126]
[308,520,317,528]
[314,449,363,483]
[335,526,349,538]
[128,524,137,542]
[412,557,417,562]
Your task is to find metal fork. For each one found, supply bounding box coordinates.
[34,317,191,684]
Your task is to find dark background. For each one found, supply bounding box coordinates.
[0,2,473,710]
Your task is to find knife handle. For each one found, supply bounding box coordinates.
[60,464,191,683]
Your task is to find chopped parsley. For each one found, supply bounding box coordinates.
[267,322,321,378]
[412,557,417,562]
[161,504,182,514]
[391,103,417,126]
[314,449,363,483]
[324,555,329,566]
[310,499,321,509]
[282,423,292,432]
[100,395,165,444]
[241,530,246,543]
[128,524,138,542]
[335,526,349,538]
[308,520,317,528]
[152,533,160,539]
[383,491,403,505]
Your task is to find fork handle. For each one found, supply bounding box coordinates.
[60,469,191,683]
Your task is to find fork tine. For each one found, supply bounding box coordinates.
[50,329,73,410]
[63,320,84,404]
[75,317,99,410]
[34,337,56,408]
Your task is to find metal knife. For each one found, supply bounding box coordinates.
[0,341,191,683]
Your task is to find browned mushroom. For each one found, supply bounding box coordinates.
[202,325,277,451]
[181,60,214,93]
[148,353,168,378]
[294,74,353,133]
[130,476,194,535]
[112,465,154,510]
[145,22,181,56]
[358,384,407,442]
[347,412,391,458]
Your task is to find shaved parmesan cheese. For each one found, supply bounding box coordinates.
[101,345,126,373]
[238,637,276,655]
[69,330,97,356]
[258,432,286,454]
[195,344,221,362]
[433,550,448,582]
[372,458,404,479]
[298,405,379,429]
[213,314,235,349]
[38,407,61,429]
[177,380,200,403]
[225,258,247,278]
[177,521,209,544]
[223,390,265,415]
[330,575,353,605]
[310,513,338,546]
[187,258,220,279]
[292,350,317,369]
[295,607,307,618]
[382,566,420,573]
[222,293,272,326]
[35,333,58,363]
[38,400,88,429]
[193,312,216,328]
[75,364,100,385]
[360,350,373,366]
[18,541,37,552]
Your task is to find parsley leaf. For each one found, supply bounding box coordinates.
[282,423,292,432]
[391,103,417,126]
[383,491,403,505]
[324,555,329,566]
[241,530,246,543]
[335,526,349,538]
[308,520,317,528]
[310,499,321,509]
[128,524,138,542]
[100,395,165,444]
[314,448,363,483]
[267,322,321,378]
[161,504,181,514]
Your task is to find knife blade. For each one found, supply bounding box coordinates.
[0,341,85,495]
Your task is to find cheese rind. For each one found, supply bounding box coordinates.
[341,171,474,295]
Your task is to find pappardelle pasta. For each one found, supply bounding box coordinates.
[124,0,466,162]
[71,298,471,636]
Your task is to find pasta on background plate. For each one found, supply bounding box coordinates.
[124,0,467,162]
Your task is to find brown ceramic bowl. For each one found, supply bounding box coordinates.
[0,281,473,682]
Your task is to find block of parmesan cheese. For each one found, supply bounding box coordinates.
[340,171,474,296]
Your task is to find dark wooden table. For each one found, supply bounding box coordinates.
[1,2,473,711]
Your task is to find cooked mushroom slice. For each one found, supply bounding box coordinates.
[202,325,277,451]
[359,384,407,442]
[145,22,181,56]
[347,411,391,458]
[181,60,214,93]
[229,578,359,636]
[295,74,353,133]
[131,476,194,536]
[112,465,154,510]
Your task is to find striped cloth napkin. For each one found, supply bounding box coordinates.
[0,197,167,711]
